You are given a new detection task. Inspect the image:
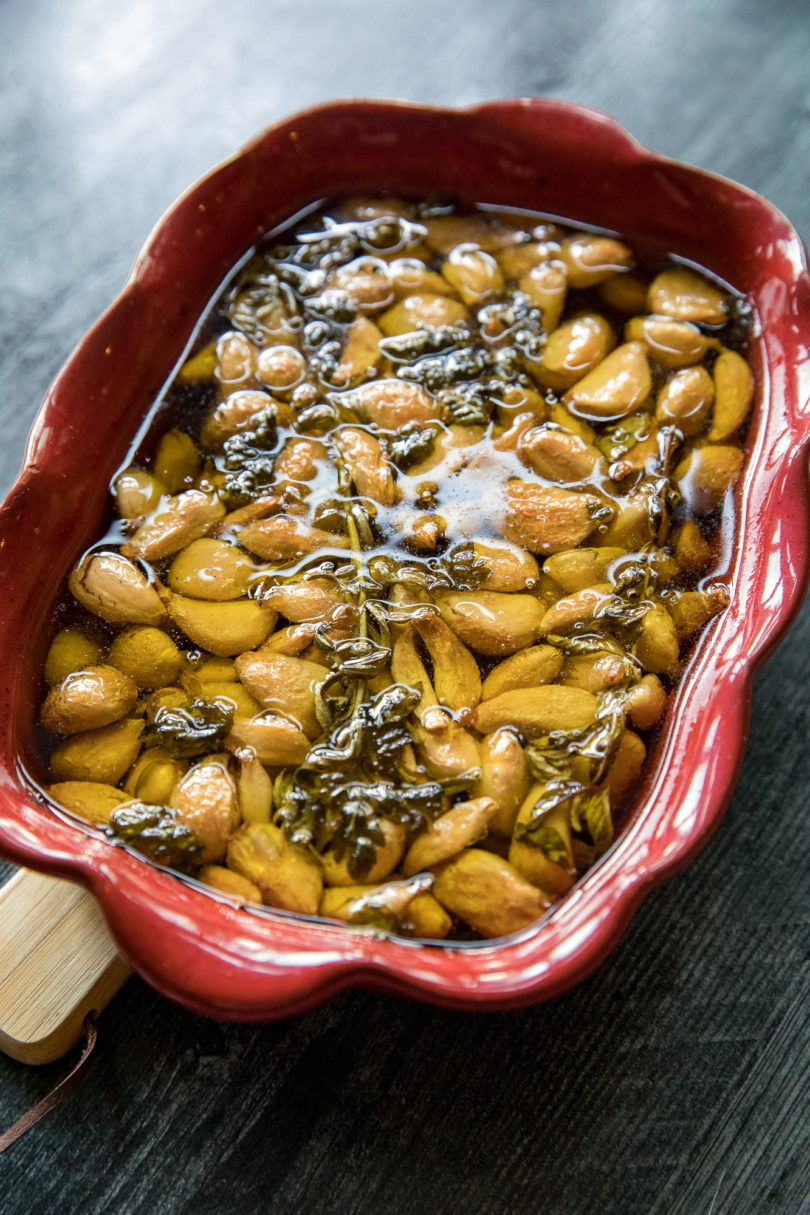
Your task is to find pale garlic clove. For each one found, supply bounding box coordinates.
[472,685,597,738]
[41,665,138,735]
[437,590,546,657]
[234,652,325,738]
[69,552,166,626]
[122,490,226,562]
[48,780,133,826]
[401,797,498,876]
[709,349,754,441]
[224,713,310,767]
[227,823,322,915]
[168,538,258,600]
[563,341,652,419]
[50,718,144,785]
[501,482,609,555]
[481,646,564,701]
[432,849,552,939]
[167,594,277,657]
[648,267,727,326]
[170,759,240,864]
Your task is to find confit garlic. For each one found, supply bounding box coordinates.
[39,199,752,941]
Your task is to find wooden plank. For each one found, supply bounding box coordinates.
[0,869,130,1064]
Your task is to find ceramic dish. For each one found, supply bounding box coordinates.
[1,99,809,1019]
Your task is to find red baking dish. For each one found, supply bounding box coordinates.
[1,99,809,1019]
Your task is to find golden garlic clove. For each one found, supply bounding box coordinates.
[113,468,164,519]
[472,685,598,738]
[196,681,263,719]
[634,605,680,674]
[403,891,454,939]
[518,259,567,331]
[378,293,469,336]
[475,728,531,837]
[122,490,226,562]
[647,267,727,326]
[437,590,546,657]
[69,551,166,626]
[502,482,608,555]
[235,752,273,824]
[153,428,201,493]
[336,426,396,505]
[673,519,712,571]
[402,797,498,876]
[518,423,605,483]
[625,674,668,729]
[667,586,729,641]
[320,873,435,925]
[215,330,259,389]
[168,538,258,601]
[50,718,144,785]
[559,234,633,288]
[332,317,384,386]
[625,314,712,368]
[259,580,345,624]
[536,313,614,391]
[709,349,754,441]
[44,626,104,685]
[607,729,646,804]
[170,759,240,864]
[108,626,183,689]
[481,646,564,701]
[560,652,627,693]
[538,582,614,635]
[48,780,132,826]
[124,747,187,806]
[198,865,263,904]
[441,243,504,304]
[167,594,277,657]
[41,665,138,735]
[543,545,627,593]
[471,540,539,592]
[412,610,482,711]
[227,823,322,915]
[234,652,325,738]
[432,849,552,938]
[655,366,715,434]
[272,436,327,483]
[200,389,275,448]
[563,341,651,419]
[237,516,349,561]
[674,445,744,514]
[335,377,443,428]
[224,713,310,767]
[508,783,575,896]
[323,820,407,886]
[599,271,649,314]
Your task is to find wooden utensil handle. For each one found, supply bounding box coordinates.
[0,869,130,1064]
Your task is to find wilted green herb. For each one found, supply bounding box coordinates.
[107,803,204,874]
[143,699,234,759]
[379,325,472,362]
[385,422,441,470]
[216,410,279,504]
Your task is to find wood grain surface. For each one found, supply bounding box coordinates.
[1,1,808,1212]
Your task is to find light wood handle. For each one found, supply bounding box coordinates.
[0,869,130,1064]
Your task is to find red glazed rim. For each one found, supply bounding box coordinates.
[1,98,809,1019]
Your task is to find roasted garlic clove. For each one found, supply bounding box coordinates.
[625,314,713,369]
[200,389,276,448]
[336,426,396,505]
[44,627,104,686]
[50,718,144,785]
[563,341,651,419]
[508,783,575,896]
[412,610,482,711]
[332,317,384,386]
[674,445,744,514]
[166,594,277,656]
[234,652,325,738]
[518,423,605,483]
[471,541,540,592]
[502,482,608,555]
[402,797,498,876]
[418,716,482,781]
[536,313,614,391]
[153,428,201,493]
[238,516,350,560]
[235,752,273,824]
[441,243,504,304]
[634,605,680,674]
[227,823,322,914]
[378,294,469,336]
[323,820,407,886]
[198,865,263,904]
[69,552,166,626]
[709,349,754,441]
[648,267,727,326]
[48,780,132,826]
[543,546,627,593]
[432,849,552,939]
[474,728,531,837]
[168,538,258,600]
[125,747,187,806]
[320,873,435,925]
[538,582,614,635]
[114,468,164,519]
[655,366,714,434]
[122,490,226,562]
[481,646,564,701]
[518,259,567,331]
[41,666,138,735]
[473,685,597,738]
[334,377,443,428]
[170,759,240,864]
[437,590,546,657]
[666,586,729,641]
[224,713,310,767]
[108,626,183,689]
[625,674,668,729]
[559,234,633,288]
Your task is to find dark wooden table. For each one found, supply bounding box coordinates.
[1,2,808,1212]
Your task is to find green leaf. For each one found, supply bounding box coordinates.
[107,803,204,875]
[580,789,614,856]
[514,820,570,864]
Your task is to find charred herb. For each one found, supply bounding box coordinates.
[143,699,234,759]
[107,803,204,874]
